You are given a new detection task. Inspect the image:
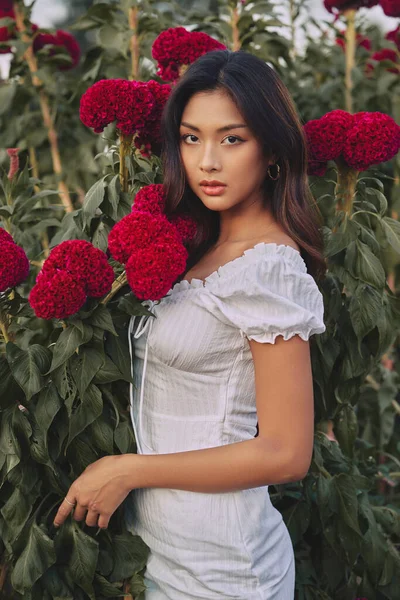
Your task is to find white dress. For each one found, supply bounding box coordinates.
[125,242,326,600]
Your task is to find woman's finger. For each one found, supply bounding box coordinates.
[85,509,100,528]
[73,503,88,522]
[53,496,77,527]
[98,511,112,529]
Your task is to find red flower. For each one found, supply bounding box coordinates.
[133,80,172,156]
[33,29,80,70]
[335,31,371,50]
[132,184,166,215]
[366,48,399,74]
[0,227,13,245]
[108,211,181,264]
[29,271,86,319]
[307,158,328,177]
[342,111,400,171]
[169,214,197,243]
[152,27,226,82]
[380,0,400,16]
[386,25,400,50]
[0,1,13,9]
[324,0,378,12]
[40,240,114,298]
[126,242,188,301]
[0,8,16,54]
[0,240,30,292]
[79,79,156,137]
[304,110,354,162]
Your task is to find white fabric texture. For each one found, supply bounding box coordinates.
[125,242,326,600]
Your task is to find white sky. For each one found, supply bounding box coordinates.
[0,0,397,78]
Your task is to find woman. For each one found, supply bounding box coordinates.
[54,49,326,599]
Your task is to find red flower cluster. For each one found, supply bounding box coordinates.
[33,29,80,70]
[380,0,400,16]
[131,183,197,244]
[108,211,188,300]
[335,31,371,51]
[29,240,114,319]
[386,25,400,51]
[133,80,172,156]
[343,112,400,170]
[0,1,13,9]
[324,0,378,12]
[152,27,226,82]
[80,79,171,155]
[0,229,30,292]
[366,48,399,74]
[305,110,400,174]
[0,8,16,54]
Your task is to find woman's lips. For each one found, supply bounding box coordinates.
[200,185,226,196]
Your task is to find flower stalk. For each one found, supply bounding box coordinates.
[231,3,241,51]
[334,156,358,215]
[101,271,128,305]
[119,134,132,193]
[344,8,356,114]
[13,1,74,213]
[128,6,139,80]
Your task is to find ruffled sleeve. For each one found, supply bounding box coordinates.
[205,243,326,344]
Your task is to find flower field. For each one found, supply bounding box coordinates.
[0,0,399,598]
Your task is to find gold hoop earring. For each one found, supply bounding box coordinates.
[267,163,280,181]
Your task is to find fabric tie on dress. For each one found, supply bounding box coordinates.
[128,299,157,454]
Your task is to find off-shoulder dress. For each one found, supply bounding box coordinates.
[125,242,326,600]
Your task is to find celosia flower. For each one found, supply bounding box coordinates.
[33,29,80,70]
[304,110,354,162]
[126,242,188,301]
[386,25,400,51]
[0,241,30,292]
[0,1,13,9]
[132,184,166,215]
[380,0,400,16]
[108,211,181,264]
[0,227,13,244]
[366,49,399,74]
[324,0,378,12]
[79,79,155,137]
[342,111,400,170]
[169,214,197,243]
[335,31,371,51]
[152,27,226,82]
[0,8,16,54]
[131,184,198,243]
[40,240,114,298]
[29,271,86,319]
[7,148,19,180]
[133,80,171,156]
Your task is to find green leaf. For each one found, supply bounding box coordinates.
[82,178,106,229]
[349,284,383,342]
[90,305,117,336]
[0,355,21,409]
[35,382,62,440]
[67,384,103,447]
[110,531,149,582]
[380,217,400,255]
[344,240,386,289]
[92,355,126,384]
[69,348,105,397]
[6,343,51,401]
[107,174,120,220]
[105,333,133,383]
[49,326,93,373]
[11,523,56,593]
[68,521,99,599]
[1,487,33,543]
[93,573,124,598]
[114,420,135,454]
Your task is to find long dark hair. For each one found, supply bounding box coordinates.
[160,49,326,282]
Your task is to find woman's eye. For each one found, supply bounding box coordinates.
[180,134,243,145]
[223,136,242,145]
[181,134,199,144]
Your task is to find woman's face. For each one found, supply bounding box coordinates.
[179,89,272,213]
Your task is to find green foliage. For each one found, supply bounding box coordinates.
[0,0,399,598]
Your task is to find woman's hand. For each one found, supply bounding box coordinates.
[53,454,135,529]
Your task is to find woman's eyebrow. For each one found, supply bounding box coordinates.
[180,121,248,133]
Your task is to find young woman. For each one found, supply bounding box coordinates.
[54,50,326,599]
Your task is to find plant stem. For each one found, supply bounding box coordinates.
[119,134,132,193]
[128,6,139,80]
[344,8,356,114]
[334,157,358,215]
[101,271,128,305]
[0,320,9,343]
[231,4,241,51]
[13,2,74,213]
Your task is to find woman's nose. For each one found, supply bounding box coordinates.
[199,144,222,172]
